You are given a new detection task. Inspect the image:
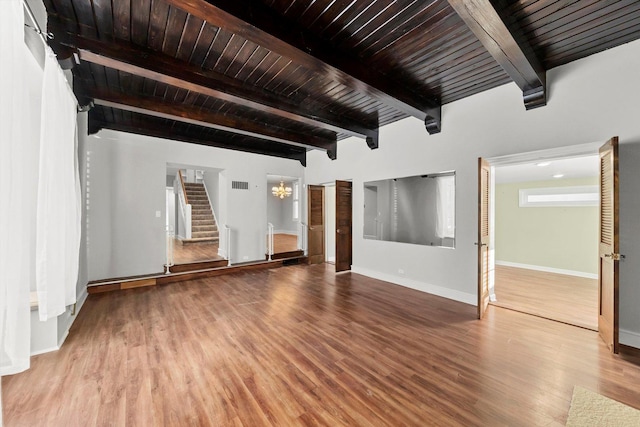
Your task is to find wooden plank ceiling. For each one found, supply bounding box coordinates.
[44,0,640,164]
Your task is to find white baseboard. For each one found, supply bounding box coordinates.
[495,260,597,279]
[620,329,640,349]
[326,256,336,262]
[57,286,89,349]
[30,285,90,356]
[351,266,476,306]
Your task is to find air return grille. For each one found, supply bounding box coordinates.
[231,181,249,190]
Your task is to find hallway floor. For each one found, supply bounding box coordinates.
[492,265,598,330]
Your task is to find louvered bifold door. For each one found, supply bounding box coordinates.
[478,158,491,319]
[307,185,325,265]
[598,137,620,353]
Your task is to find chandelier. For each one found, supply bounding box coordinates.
[272,180,292,199]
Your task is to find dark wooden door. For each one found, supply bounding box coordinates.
[477,158,491,319]
[598,137,620,353]
[307,185,325,264]
[335,180,353,272]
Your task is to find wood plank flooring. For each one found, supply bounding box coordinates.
[172,239,223,264]
[270,233,298,254]
[492,265,598,330]
[174,235,298,265]
[4,264,640,426]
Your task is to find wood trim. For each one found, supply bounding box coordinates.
[271,250,304,260]
[87,256,306,294]
[120,278,156,290]
[168,259,229,273]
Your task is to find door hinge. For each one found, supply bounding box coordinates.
[605,253,626,261]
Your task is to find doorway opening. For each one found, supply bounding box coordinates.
[307,180,352,272]
[266,174,304,259]
[484,144,603,330]
[166,163,225,266]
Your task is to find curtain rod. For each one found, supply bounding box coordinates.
[23,0,53,45]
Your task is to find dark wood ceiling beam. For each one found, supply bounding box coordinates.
[163,0,442,134]
[447,0,546,109]
[88,114,308,166]
[50,28,377,146]
[85,87,337,158]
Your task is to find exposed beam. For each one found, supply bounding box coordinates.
[447,0,546,109]
[88,114,308,166]
[52,28,379,144]
[163,0,442,134]
[84,87,337,155]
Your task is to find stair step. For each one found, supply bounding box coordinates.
[192,231,219,239]
[179,237,219,246]
[192,215,214,222]
[192,217,215,223]
[192,225,218,232]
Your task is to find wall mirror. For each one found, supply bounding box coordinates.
[363,172,455,248]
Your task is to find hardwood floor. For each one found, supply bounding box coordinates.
[4,264,640,426]
[173,234,297,265]
[269,233,298,254]
[172,239,223,264]
[492,265,598,330]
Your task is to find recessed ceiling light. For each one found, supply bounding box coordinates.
[536,161,551,167]
[553,173,564,178]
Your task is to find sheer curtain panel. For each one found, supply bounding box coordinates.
[35,47,81,321]
[0,0,31,376]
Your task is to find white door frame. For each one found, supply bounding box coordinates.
[484,141,602,302]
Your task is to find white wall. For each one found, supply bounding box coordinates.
[305,39,640,345]
[203,169,221,221]
[84,132,304,279]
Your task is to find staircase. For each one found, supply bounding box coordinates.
[181,182,219,245]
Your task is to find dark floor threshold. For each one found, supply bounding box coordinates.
[268,250,305,260]
[168,259,229,273]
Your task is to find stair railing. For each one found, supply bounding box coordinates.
[165,225,174,274]
[176,171,192,239]
[299,221,307,255]
[267,223,274,261]
[224,225,232,266]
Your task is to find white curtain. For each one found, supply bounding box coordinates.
[36,47,81,321]
[0,0,31,376]
[436,175,456,239]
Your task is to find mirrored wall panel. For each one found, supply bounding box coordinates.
[363,172,455,248]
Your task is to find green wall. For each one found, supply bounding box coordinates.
[495,177,598,275]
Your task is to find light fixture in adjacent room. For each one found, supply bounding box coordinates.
[536,161,551,167]
[553,173,564,178]
[272,180,292,199]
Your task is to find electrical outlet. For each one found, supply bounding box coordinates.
[155,210,161,218]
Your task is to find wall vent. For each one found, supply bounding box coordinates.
[231,180,249,190]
